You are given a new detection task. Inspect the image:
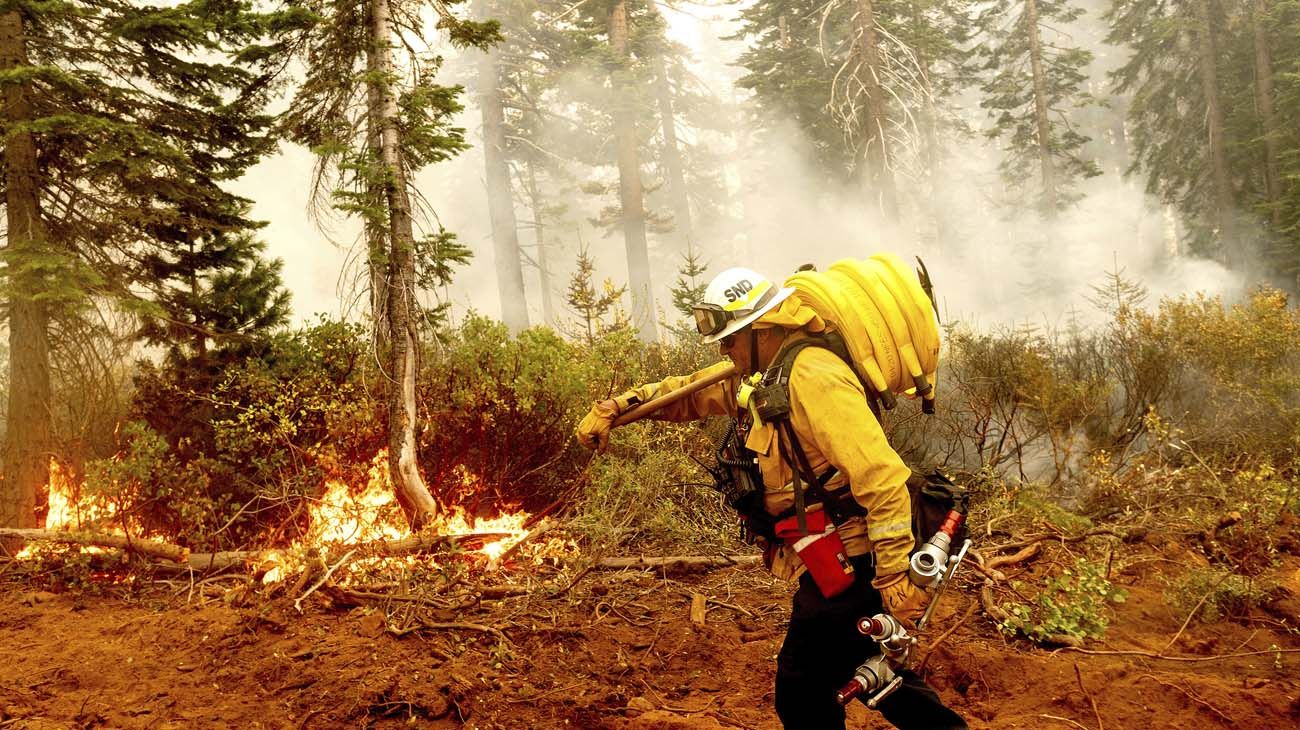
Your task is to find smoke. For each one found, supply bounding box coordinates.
[239,0,1247,333]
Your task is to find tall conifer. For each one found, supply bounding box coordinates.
[977,0,1099,216]
[0,0,286,538]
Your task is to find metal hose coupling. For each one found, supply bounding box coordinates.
[835,613,913,707]
[909,508,966,587]
[834,655,896,706]
[909,530,952,587]
[856,613,913,657]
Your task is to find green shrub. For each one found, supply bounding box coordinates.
[572,426,738,553]
[96,318,379,549]
[1001,557,1127,642]
[83,421,222,547]
[419,316,722,514]
[1164,566,1274,623]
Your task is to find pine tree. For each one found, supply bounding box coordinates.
[665,247,708,338]
[977,0,1100,216]
[137,228,292,368]
[668,248,708,321]
[564,247,628,344]
[278,0,497,529]
[474,0,530,333]
[1273,0,1300,284]
[732,0,973,221]
[0,0,286,537]
[484,0,730,340]
[1107,0,1243,262]
[1239,0,1300,284]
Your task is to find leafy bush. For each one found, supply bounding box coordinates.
[1000,557,1127,642]
[93,318,380,549]
[419,315,721,515]
[72,282,1300,564]
[1164,566,1274,623]
[1157,290,1300,461]
[83,421,221,547]
[572,426,738,553]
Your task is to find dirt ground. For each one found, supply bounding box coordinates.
[3,539,1300,730]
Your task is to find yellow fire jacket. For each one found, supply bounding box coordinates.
[618,343,914,581]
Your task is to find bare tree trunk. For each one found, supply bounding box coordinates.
[854,0,898,220]
[1,10,49,551]
[1024,0,1058,218]
[1193,0,1237,265]
[478,45,530,333]
[650,41,693,252]
[365,44,390,342]
[1252,0,1282,227]
[367,0,440,530]
[525,163,557,327]
[607,0,659,343]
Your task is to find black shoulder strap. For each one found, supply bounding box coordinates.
[763,334,874,535]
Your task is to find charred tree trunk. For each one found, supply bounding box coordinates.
[1252,0,1282,227]
[1193,0,1237,265]
[854,0,899,221]
[367,0,440,530]
[478,46,530,333]
[607,0,658,343]
[1024,0,1058,217]
[1,10,49,547]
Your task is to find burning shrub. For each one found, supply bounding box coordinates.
[82,421,219,546]
[418,316,596,513]
[94,319,381,549]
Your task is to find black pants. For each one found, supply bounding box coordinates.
[775,557,967,730]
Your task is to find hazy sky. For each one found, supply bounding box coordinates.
[230,0,1243,335]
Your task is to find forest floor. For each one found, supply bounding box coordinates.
[3,532,1300,730]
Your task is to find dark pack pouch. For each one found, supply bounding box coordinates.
[906,470,969,552]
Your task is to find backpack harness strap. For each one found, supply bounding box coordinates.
[760,332,872,536]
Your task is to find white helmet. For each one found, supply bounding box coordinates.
[692,267,795,343]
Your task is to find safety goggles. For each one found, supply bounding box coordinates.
[691,286,777,337]
[691,304,732,337]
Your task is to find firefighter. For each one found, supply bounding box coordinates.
[575,267,967,730]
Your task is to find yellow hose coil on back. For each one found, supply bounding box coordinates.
[784,254,940,411]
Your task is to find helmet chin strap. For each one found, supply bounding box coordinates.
[748,328,760,375]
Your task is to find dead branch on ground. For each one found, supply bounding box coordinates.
[595,555,761,570]
[0,528,188,563]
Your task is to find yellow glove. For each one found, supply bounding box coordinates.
[872,571,929,627]
[575,399,620,454]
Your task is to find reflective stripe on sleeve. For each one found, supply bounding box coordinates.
[867,519,911,541]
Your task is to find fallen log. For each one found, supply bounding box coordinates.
[175,530,515,573]
[595,555,761,570]
[0,528,188,563]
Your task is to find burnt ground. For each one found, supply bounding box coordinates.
[2,537,1300,730]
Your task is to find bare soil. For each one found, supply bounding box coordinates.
[2,540,1300,730]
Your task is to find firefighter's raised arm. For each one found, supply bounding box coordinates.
[574,360,738,453]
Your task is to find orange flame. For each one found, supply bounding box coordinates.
[270,449,550,583]
[44,459,115,532]
[23,453,574,579]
